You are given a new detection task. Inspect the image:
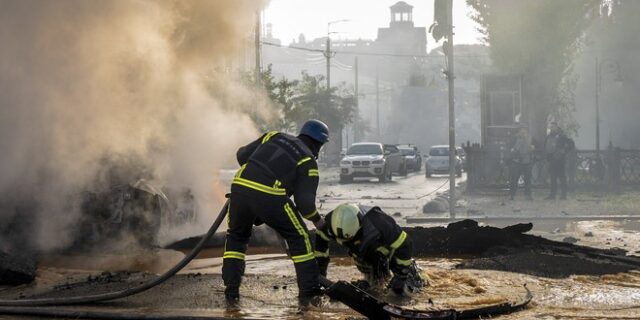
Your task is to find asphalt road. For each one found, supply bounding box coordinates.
[316,167,464,223]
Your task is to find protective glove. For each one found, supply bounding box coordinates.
[312,215,326,230]
[316,257,329,277]
[389,261,425,295]
[370,253,390,281]
[389,274,409,296]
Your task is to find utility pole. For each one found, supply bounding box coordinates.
[445,0,456,220]
[325,37,331,89]
[254,10,261,88]
[354,56,359,143]
[325,20,349,91]
[354,56,359,108]
[595,56,601,159]
[376,65,380,140]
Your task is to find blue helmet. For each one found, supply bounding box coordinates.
[299,119,330,144]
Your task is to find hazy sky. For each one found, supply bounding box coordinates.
[263,0,483,50]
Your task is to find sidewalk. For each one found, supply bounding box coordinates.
[459,188,640,219]
[409,187,640,253]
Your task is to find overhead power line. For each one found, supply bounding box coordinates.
[260,41,488,59]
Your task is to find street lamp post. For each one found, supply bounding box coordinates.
[325,19,349,90]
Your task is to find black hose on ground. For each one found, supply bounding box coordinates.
[0,198,230,307]
[0,306,232,320]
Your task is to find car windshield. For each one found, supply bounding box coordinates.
[429,147,449,156]
[347,144,383,155]
[399,148,415,156]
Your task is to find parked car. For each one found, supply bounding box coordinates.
[397,144,422,172]
[340,142,405,183]
[425,145,462,178]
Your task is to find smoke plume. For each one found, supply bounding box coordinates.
[0,0,267,252]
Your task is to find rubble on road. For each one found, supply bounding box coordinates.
[0,251,36,286]
[169,218,640,278]
[423,197,449,213]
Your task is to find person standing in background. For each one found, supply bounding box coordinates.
[544,122,570,200]
[509,125,534,200]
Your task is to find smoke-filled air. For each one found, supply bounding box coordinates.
[0,0,268,252]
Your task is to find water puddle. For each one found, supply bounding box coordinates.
[8,248,640,319]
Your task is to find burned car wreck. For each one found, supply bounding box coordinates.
[73,179,197,249]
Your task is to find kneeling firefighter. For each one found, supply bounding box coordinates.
[223,120,329,305]
[315,203,425,295]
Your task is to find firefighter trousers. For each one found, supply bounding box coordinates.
[222,191,320,297]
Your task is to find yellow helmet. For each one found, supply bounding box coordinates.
[331,203,361,240]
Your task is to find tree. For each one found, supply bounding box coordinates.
[467,0,599,140]
[244,67,356,138]
[260,65,298,132]
[240,64,298,132]
[290,71,357,132]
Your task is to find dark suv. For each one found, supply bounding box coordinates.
[397,144,422,172]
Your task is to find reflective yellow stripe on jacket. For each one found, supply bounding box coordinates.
[375,231,407,258]
[390,231,407,249]
[232,164,287,196]
[262,131,278,144]
[232,177,287,196]
[302,209,318,219]
[297,156,312,166]
[394,257,412,266]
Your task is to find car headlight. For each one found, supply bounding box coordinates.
[372,160,384,164]
[340,160,351,165]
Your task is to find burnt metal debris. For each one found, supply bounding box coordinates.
[320,275,532,320]
[0,251,36,286]
[169,218,640,278]
[73,179,197,249]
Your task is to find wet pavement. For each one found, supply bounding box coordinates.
[2,253,640,319]
[316,168,460,221]
[2,170,640,319]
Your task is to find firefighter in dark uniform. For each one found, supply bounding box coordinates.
[223,120,329,305]
[314,203,425,296]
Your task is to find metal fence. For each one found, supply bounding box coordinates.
[465,142,640,191]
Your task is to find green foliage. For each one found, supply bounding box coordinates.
[260,65,299,132]
[248,67,357,134]
[239,65,298,132]
[291,72,357,132]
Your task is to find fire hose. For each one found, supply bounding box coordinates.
[0,195,532,319]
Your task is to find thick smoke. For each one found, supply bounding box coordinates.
[0,0,267,252]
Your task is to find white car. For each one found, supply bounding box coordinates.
[425,145,462,178]
[340,143,404,183]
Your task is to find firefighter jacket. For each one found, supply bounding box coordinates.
[231,131,321,222]
[314,206,412,276]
